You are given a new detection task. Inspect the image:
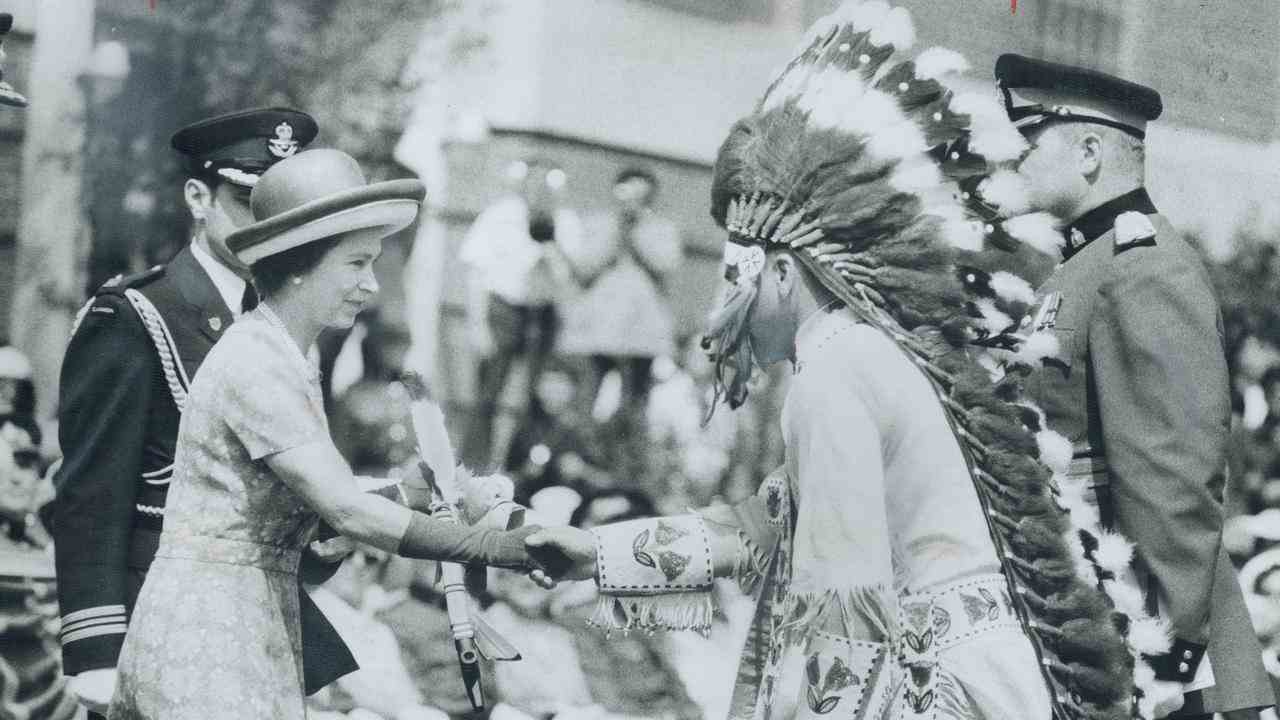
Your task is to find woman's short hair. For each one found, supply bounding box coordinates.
[250,233,348,298]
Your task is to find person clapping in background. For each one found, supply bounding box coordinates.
[460,159,583,468]
[558,168,681,444]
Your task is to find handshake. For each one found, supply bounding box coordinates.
[307,464,600,587]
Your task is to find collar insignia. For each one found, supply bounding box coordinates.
[208,316,222,332]
[268,122,299,159]
[1068,228,1086,251]
[1114,211,1156,247]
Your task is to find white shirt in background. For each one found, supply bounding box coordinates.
[458,195,582,307]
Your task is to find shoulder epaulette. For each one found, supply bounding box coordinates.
[70,266,164,334]
[95,265,165,296]
[1114,211,1157,253]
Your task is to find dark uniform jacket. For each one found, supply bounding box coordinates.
[49,246,356,692]
[1023,188,1275,715]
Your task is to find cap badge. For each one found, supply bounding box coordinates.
[208,317,222,332]
[268,121,298,158]
[1114,211,1156,247]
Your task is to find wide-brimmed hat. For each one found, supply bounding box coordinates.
[227,148,425,265]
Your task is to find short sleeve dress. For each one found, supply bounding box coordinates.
[109,306,331,720]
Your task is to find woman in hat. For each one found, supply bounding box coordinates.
[108,149,545,720]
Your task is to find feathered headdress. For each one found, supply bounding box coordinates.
[702,2,1171,718]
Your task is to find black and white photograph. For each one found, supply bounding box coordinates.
[1,1,1279,718]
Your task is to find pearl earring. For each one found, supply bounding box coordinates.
[290,276,303,285]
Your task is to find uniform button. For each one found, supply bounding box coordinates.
[1178,662,1190,674]
[1182,649,1194,660]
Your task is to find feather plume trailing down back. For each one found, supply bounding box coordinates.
[700,2,1165,717]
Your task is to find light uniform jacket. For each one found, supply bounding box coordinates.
[1022,188,1276,715]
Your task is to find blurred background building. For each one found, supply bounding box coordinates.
[4,0,1280,421]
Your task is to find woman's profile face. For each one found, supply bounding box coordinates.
[295,230,384,330]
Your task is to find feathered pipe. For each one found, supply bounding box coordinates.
[400,371,523,710]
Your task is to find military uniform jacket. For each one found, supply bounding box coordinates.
[49,246,355,691]
[1023,189,1275,714]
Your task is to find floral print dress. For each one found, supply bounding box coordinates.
[110,307,330,720]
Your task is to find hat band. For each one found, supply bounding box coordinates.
[1012,109,1146,140]
[1001,85,1146,140]
[236,199,419,265]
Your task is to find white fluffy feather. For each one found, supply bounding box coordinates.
[869,6,914,49]
[940,219,985,251]
[850,1,891,32]
[1035,430,1072,474]
[791,4,846,59]
[865,119,928,160]
[1127,615,1174,656]
[1055,474,1098,522]
[1012,329,1059,366]
[889,157,943,192]
[1141,680,1185,720]
[1093,530,1136,574]
[1102,578,1147,617]
[974,298,1013,335]
[1003,212,1065,256]
[989,270,1036,305]
[950,92,1027,161]
[913,47,968,80]
[978,170,1031,217]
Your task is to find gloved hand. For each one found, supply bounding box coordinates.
[398,514,544,571]
[69,667,118,715]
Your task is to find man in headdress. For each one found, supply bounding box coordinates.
[525,5,1142,718]
[49,108,358,716]
[999,54,1277,718]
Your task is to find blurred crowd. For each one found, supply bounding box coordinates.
[7,155,1280,720]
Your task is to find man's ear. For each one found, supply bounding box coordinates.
[1078,131,1103,178]
[184,178,214,221]
[773,252,796,298]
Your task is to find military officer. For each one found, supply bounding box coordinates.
[49,108,358,717]
[1000,54,1276,719]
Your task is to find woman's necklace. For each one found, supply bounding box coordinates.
[257,302,321,380]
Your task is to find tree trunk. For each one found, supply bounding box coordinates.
[10,0,95,419]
